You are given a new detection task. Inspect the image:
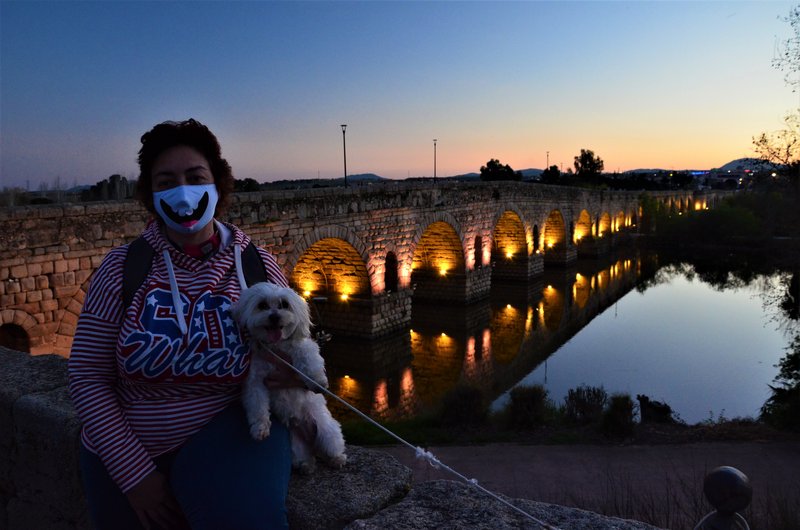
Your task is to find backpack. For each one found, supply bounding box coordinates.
[121,236,268,308]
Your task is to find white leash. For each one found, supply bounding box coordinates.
[266,347,560,530]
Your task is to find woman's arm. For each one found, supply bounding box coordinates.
[67,246,157,493]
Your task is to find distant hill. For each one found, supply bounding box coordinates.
[625,158,766,174]
[716,158,766,172]
[347,173,386,182]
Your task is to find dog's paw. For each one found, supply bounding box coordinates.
[294,459,316,475]
[250,419,271,441]
[327,453,347,469]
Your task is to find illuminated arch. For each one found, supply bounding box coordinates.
[598,213,612,237]
[292,238,371,300]
[412,221,465,276]
[289,225,374,292]
[543,210,567,249]
[574,210,592,243]
[615,211,625,232]
[493,210,528,260]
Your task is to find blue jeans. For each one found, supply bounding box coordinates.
[79,402,291,530]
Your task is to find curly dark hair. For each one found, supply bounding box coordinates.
[135,119,234,216]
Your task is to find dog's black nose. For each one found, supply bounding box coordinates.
[268,313,281,326]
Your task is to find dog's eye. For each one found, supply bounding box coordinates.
[257,301,269,311]
[279,299,290,310]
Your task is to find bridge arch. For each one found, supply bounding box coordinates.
[615,211,625,232]
[492,210,528,260]
[543,210,567,250]
[411,212,466,274]
[288,225,374,294]
[598,212,612,237]
[291,237,371,301]
[411,220,465,276]
[574,210,592,243]
[0,310,38,353]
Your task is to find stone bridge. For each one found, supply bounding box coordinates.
[0,180,725,356]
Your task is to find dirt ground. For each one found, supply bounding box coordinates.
[377,439,800,528]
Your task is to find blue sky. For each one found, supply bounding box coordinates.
[1,1,797,189]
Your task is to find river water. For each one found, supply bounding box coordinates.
[325,252,797,425]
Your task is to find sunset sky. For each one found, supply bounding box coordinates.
[1,1,798,189]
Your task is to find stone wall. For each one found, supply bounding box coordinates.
[0,346,662,530]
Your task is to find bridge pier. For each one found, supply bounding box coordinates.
[491,252,544,281]
[576,236,611,259]
[542,245,578,267]
[311,288,413,339]
[411,266,491,305]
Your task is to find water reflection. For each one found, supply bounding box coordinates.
[324,253,649,423]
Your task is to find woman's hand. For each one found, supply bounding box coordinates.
[263,349,310,390]
[125,470,189,530]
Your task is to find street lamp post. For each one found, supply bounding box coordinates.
[340,124,348,187]
[433,139,437,183]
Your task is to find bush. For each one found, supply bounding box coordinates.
[507,384,554,428]
[761,335,800,431]
[603,393,636,437]
[563,385,608,424]
[439,384,487,426]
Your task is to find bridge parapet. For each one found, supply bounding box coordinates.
[0,182,727,355]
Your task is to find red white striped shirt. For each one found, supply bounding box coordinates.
[68,221,287,492]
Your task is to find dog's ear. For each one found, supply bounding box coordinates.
[286,288,312,339]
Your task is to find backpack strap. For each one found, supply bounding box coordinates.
[122,237,266,310]
[122,236,154,309]
[241,241,268,287]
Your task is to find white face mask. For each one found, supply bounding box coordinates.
[153,184,219,234]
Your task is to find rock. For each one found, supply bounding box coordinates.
[287,445,412,530]
[345,480,664,530]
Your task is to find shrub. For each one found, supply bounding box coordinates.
[761,335,800,431]
[439,384,487,426]
[507,384,554,428]
[603,393,636,437]
[563,385,608,424]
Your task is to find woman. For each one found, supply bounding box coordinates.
[69,119,296,530]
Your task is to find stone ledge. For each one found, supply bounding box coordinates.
[0,347,659,530]
[346,479,663,530]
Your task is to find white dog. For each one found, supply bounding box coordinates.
[232,282,347,473]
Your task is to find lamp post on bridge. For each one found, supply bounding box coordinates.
[341,124,348,188]
[433,139,437,184]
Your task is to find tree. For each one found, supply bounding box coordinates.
[774,5,800,93]
[573,149,604,178]
[753,6,800,195]
[540,164,561,184]
[234,178,262,192]
[479,158,521,181]
[753,110,800,194]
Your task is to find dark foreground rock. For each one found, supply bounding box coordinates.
[345,480,663,530]
[288,445,412,529]
[1,347,660,530]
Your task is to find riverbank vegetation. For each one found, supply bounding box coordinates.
[341,383,795,447]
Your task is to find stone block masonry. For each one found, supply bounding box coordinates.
[0,182,714,356]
